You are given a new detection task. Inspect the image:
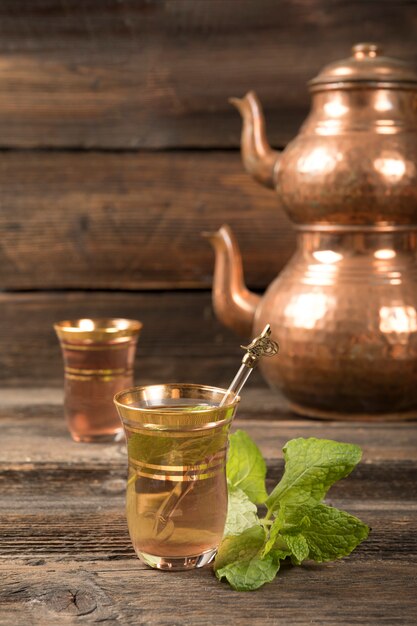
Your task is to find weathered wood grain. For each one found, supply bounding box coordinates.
[1,406,416,512]
[0,151,293,290]
[0,0,415,149]
[2,452,416,510]
[0,291,261,386]
[1,397,416,625]
[1,398,417,463]
[1,508,415,564]
[1,560,416,626]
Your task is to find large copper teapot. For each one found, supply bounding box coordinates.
[207,44,417,420]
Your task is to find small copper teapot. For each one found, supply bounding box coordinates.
[207,44,417,420]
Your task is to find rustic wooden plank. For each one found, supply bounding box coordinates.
[0,291,267,386]
[1,397,416,625]
[1,508,415,563]
[0,0,415,148]
[1,455,415,509]
[1,406,416,508]
[0,151,293,290]
[1,396,417,463]
[1,560,416,625]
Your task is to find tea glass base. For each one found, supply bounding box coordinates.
[137,548,217,571]
[70,428,124,443]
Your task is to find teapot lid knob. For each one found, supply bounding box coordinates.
[352,43,382,59]
[309,42,417,90]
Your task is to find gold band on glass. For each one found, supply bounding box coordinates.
[134,468,224,482]
[54,318,142,343]
[60,342,135,352]
[65,366,133,382]
[130,452,226,482]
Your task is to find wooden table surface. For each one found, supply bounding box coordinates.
[1,388,416,626]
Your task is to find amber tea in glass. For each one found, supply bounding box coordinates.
[114,383,239,570]
[55,318,142,443]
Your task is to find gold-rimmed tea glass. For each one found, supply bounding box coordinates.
[55,318,142,443]
[114,383,239,570]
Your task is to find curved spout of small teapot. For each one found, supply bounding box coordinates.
[203,225,261,338]
[230,91,281,190]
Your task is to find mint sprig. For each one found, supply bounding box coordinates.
[214,431,370,592]
[214,526,281,592]
[224,488,259,537]
[266,437,362,512]
[226,430,268,504]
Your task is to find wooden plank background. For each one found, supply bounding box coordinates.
[0,0,416,384]
[0,0,415,149]
[0,152,293,290]
[0,291,251,387]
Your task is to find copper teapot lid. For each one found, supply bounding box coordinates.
[309,43,417,90]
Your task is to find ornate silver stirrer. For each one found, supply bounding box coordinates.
[154,324,279,535]
[220,324,279,406]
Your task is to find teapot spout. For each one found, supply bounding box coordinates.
[203,225,260,337]
[230,91,281,190]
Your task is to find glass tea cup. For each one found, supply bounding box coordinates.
[114,383,239,570]
[55,318,142,443]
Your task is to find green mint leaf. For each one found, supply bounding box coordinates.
[127,428,228,466]
[266,437,362,513]
[227,430,268,504]
[282,533,309,564]
[224,488,259,537]
[269,547,292,563]
[261,506,287,557]
[215,525,265,570]
[214,525,278,592]
[218,433,369,592]
[284,503,370,562]
[216,554,280,592]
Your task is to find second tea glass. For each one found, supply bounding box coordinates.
[55,318,142,443]
[114,383,239,570]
